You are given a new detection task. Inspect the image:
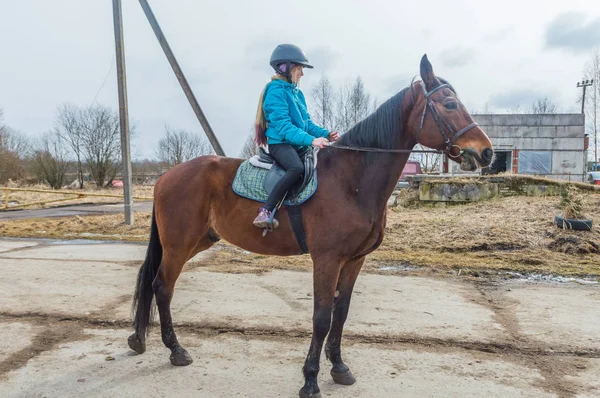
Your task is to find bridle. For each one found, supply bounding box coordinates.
[415,81,478,158]
[330,80,480,160]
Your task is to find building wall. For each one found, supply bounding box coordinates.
[449,114,587,182]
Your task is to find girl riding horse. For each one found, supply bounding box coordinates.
[253,44,340,229]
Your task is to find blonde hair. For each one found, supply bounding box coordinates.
[254,74,290,146]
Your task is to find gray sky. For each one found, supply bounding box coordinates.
[1,0,599,159]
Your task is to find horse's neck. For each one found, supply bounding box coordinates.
[357,152,412,214]
[325,148,412,221]
[326,93,417,219]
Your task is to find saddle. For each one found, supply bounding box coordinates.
[258,146,317,202]
[244,146,318,254]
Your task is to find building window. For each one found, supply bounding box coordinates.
[518,151,551,174]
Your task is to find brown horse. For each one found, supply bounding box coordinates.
[128,54,493,397]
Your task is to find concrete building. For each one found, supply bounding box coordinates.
[448,113,588,182]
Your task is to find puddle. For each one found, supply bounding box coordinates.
[502,271,599,285]
[47,239,117,245]
[379,263,420,272]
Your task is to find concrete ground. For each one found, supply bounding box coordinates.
[0,202,153,221]
[0,238,598,398]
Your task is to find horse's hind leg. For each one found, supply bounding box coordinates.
[325,256,365,386]
[154,235,216,366]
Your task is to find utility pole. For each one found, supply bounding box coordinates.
[577,79,596,169]
[112,0,134,225]
[138,0,225,156]
[577,79,593,114]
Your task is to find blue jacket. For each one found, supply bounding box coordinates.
[263,79,329,147]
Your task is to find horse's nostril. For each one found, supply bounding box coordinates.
[481,148,493,164]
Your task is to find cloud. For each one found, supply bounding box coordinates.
[544,12,600,53]
[488,88,549,109]
[245,38,281,73]
[439,47,476,68]
[380,74,415,96]
[306,46,341,72]
[483,26,514,43]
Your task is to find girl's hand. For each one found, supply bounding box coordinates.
[312,137,329,148]
[328,131,340,141]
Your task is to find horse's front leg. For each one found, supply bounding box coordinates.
[325,256,365,386]
[299,255,342,398]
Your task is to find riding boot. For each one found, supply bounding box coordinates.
[253,207,279,229]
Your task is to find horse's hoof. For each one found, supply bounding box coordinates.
[299,389,321,398]
[170,347,193,366]
[127,333,146,354]
[331,369,356,385]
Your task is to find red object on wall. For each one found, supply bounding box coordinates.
[512,149,519,174]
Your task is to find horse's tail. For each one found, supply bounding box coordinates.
[132,206,162,338]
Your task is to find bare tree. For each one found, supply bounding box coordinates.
[530,97,558,114]
[349,76,372,126]
[80,104,122,188]
[55,103,85,188]
[31,131,69,189]
[508,103,523,114]
[310,73,336,131]
[239,132,259,159]
[0,111,30,183]
[156,125,213,168]
[0,126,28,154]
[335,83,354,133]
[334,77,375,133]
[584,47,600,166]
[132,158,163,185]
[471,102,493,115]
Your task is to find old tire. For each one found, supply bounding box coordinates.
[555,215,593,231]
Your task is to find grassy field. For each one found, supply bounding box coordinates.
[1,185,598,278]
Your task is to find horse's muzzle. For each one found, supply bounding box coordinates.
[480,148,494,167]
[462,147,494,168]
[459,147,494,171]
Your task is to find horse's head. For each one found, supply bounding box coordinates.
[408,54,494,171]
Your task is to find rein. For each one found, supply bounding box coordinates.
[328,144,441,154]
[329,81,479,158]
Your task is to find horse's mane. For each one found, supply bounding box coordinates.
[331,77,457,163]
[336,88,408,151]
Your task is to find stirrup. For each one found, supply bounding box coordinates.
[262,222,274,236]
[261,200,282,236]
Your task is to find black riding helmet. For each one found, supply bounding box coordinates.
[269,44,314,78]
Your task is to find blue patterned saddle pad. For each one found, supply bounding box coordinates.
[232,160,317,206]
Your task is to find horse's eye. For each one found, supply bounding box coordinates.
[444,102,458,110]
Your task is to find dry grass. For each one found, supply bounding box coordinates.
[0,192,599,277]
[1,184,154,210]
[0,213,153,241]
[377,193,600,276]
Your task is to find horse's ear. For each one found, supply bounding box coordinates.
[420,54,437,91]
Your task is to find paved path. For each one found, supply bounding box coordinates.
[0,202,153,220]
[0,239,598,397]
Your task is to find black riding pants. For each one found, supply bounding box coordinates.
[264,144,304,211]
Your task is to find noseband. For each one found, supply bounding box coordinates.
[415,81,478,158]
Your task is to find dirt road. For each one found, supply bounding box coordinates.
[0,238,598,397]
